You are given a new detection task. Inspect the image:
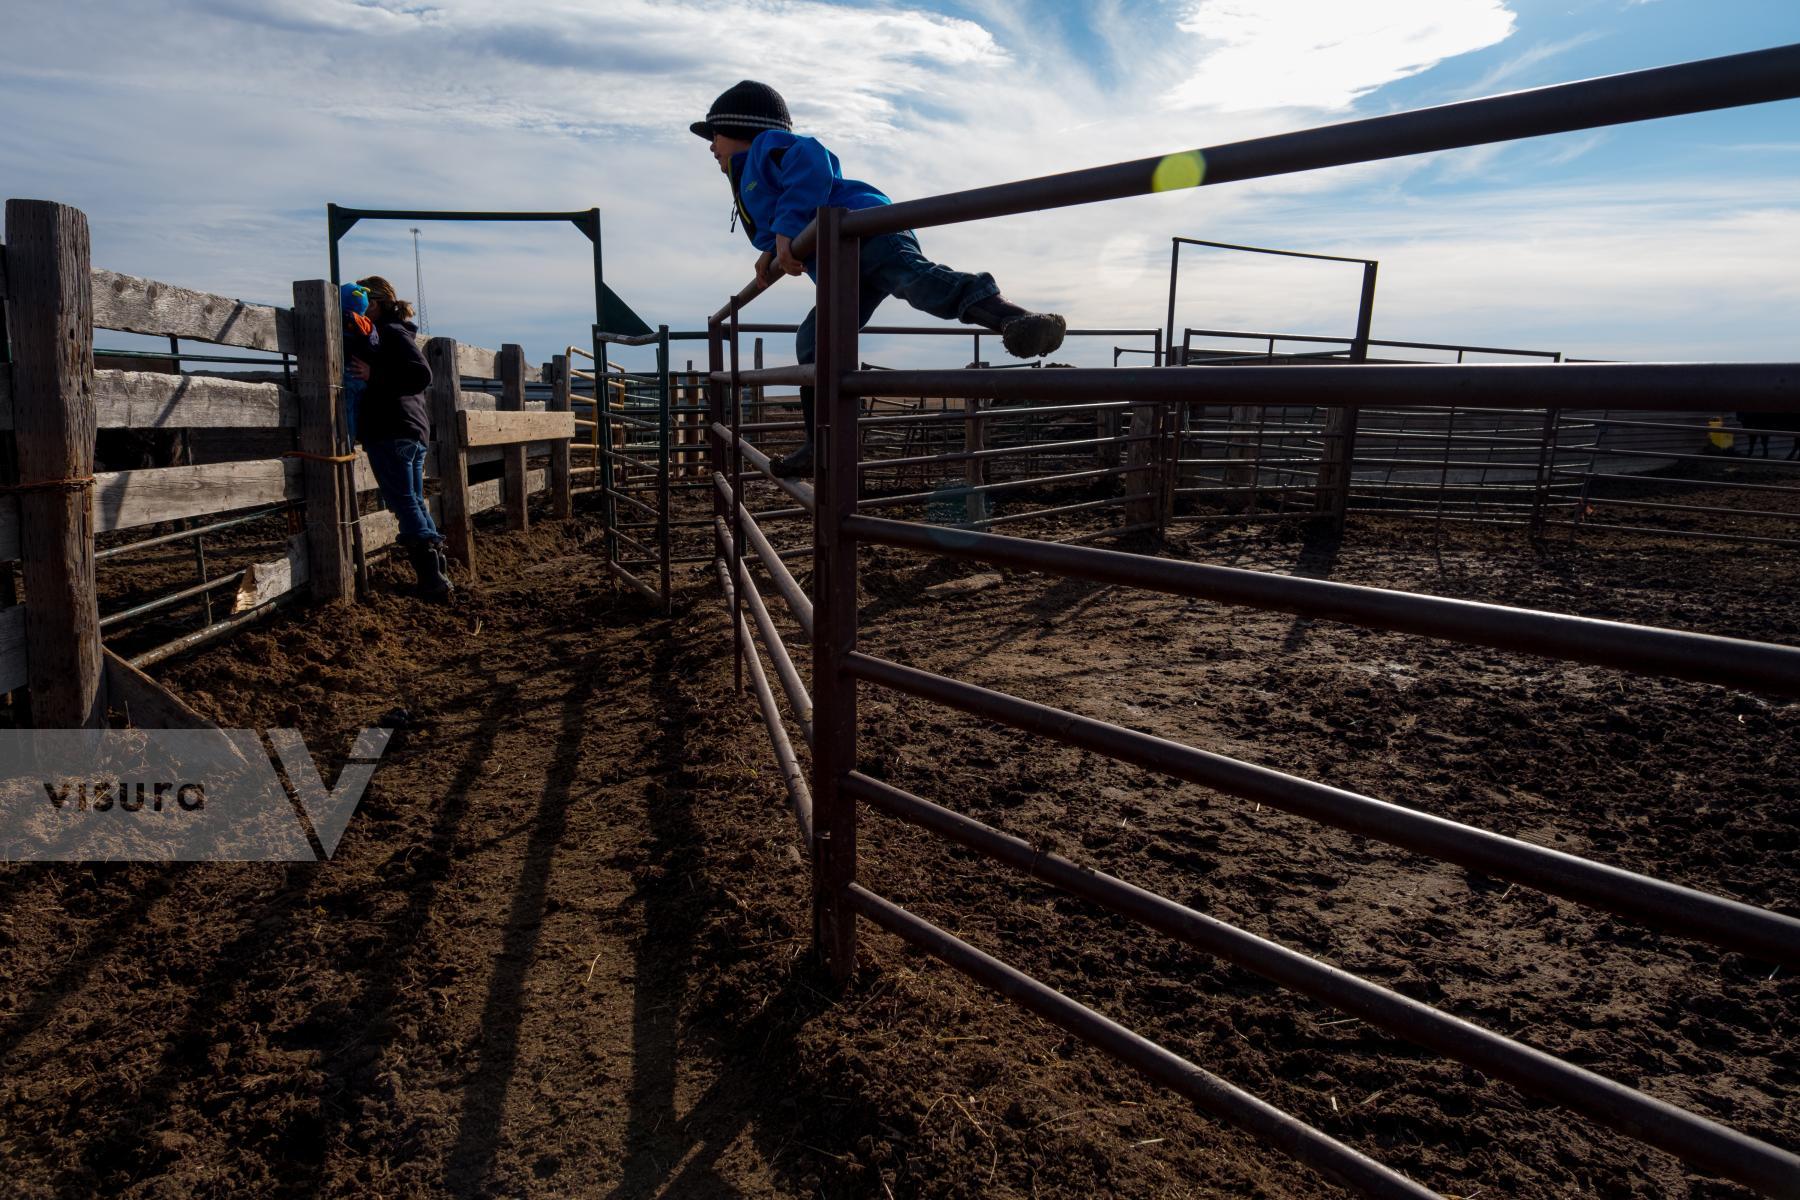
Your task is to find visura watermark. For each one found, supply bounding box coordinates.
[44,780,207,811]
[0,727,392,862]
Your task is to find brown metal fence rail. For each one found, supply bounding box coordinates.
[702,44,1800,1198]
[717,322,1165,534]
[1166,326,1800,544]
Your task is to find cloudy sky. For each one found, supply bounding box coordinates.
[4,0,1797,371]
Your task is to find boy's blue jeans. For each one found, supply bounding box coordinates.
[365,438,441,544]
[792,230,998,436]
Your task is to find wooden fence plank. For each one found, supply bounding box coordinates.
[360,467,542,546]
[7,199,103,726]
[352,452,378,494]
[357,447,561,489]
[466,443,551,468]
[458,409,576,448]
[458,391,546,413]
[232,532,307,612]
[103,648,222,731]
[89,369,295,429]
[467,468,547,516]
[451,344,539,384]
[0,604,26,695]
[456,343,498,382]
[360,509,400,554]
[91,268,294,353]
[95,459,299,533]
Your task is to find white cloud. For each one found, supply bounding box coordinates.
[1209,181,1800,362]
[1449,32,1604,99]
[5,0,1792,372]
[1167,0,1517,111]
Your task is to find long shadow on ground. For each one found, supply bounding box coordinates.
[443,648,601,1196]
[57,658,516,1197]
[601,617,897,1200]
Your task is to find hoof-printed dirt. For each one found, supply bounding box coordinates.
[1,499,1795,1199]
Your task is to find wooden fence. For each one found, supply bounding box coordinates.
[0,199,576,727]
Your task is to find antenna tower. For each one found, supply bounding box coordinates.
[410,227,430,335]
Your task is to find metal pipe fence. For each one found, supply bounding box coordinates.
[1147,345,1800,540]
[575,328,675,610]
[695,40,1800,1200]
[702,324,1165,533]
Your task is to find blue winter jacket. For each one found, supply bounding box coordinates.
[728,130,891,255]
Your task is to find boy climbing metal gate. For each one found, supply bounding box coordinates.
[692,79,1067,477]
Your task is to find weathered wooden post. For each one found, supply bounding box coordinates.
[498,344,529,532]
[5,199,102,727]
[548,354,573,520]
[290,280,354,602]
[1314,407,1357,523]
[1224,403,1255,514]
[1529,406,1561,538]
[1125,400,1159,525]
[1315,261,1378,527]
[964,397,987,524]
[426,338,475,573]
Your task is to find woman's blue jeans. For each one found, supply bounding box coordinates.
[365,438,440,544]
[792,230,998,436]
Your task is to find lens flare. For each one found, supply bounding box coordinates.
[1151,151,1207,193]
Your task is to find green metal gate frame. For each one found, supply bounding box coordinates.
[326,204,651,593]
[325,204,649,337]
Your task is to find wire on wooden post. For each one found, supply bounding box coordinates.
[290,279,355,603]
[5,198,103,727]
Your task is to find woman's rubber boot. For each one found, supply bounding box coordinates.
[429,540,456,596]
[407,540,453,602]
[962,295,1067,359]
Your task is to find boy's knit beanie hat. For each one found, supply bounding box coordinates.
[690,81,792,142]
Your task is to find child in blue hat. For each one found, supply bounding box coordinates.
[694,80,1066,477]
[340,281,376,444]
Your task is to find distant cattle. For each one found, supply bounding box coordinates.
[1738,411,1800,459]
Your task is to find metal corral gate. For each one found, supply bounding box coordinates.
[703,44,1800,1198]
[567,329,675,611]
[1167,326,1800,546]
[587,321,1175,612]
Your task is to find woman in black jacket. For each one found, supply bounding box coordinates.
[352,275,452,600]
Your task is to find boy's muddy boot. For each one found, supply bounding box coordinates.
[962,295,1067,359]
[770,439,814,479]
[407,540,453,602]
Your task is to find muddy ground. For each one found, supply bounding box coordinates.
[1,488,1796,1199]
